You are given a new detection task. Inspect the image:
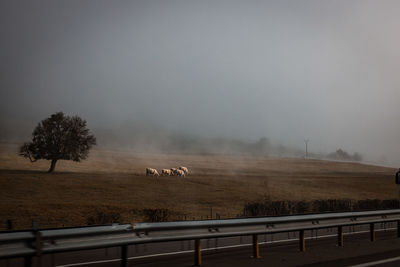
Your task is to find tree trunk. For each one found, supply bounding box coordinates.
[48,159,57,173]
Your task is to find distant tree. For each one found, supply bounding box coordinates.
[336,149,351,160]
[327,148,362,162]
[352,152,363,162]
[19,112,96,172]
[253,137,270,155]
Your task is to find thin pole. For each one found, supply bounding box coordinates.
[252,234,260,258]
[194,239,201,266]
[24,257,32,267]
[304,139,309,158]
[397,221,400,238]
[299,230,305,252]
[370,223,375,241]
[121,245,128,267]
[338,226,343,246]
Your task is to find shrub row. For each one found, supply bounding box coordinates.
[243,199,400,217]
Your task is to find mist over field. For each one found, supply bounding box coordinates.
[1,1,400,166]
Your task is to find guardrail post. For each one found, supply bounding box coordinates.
[7,219,13,230]
[338,226,343,247]
[24,256,32,267]
[35,231,42,257]
[370,223,375,242]
[31,220,42,266]
[397,221,400,238]
[299,230,305,252]
[194,239,201,266]
[252,234,260,258]
[121,245,128,267]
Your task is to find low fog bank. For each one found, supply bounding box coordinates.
[95,125,368,163]
[95,126,305,157]
[1,118,364,163]
[0,118,391,167]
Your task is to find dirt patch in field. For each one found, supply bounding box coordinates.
[0,143,397,230]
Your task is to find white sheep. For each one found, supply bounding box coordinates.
[146,168,159,177]
[161,169,172,176]
[175,169,185,177]
[179,166,189,175]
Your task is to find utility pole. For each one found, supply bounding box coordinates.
[304,139,309,158]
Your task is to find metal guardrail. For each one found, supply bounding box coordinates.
[41,223,132,238]
[1,210,400,266]
[134,209,400,231]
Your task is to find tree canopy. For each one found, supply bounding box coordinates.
[20,112,96,172]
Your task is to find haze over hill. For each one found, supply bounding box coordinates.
[1,1,400,166]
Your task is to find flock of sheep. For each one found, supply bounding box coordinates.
[146,166,189,177]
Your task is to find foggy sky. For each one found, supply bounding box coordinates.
[1,1,400,166]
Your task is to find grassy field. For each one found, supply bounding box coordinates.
[0,143,397,230]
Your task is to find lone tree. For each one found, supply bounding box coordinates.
[19,112,96,172]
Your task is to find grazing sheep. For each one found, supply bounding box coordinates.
[170,168,178,175]
[179,166,189,175]
[175,169,185,177]
[161,169,172,176]
[146,168,159,177]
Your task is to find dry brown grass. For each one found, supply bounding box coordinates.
[0,143,397,230]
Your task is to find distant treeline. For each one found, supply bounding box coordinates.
[0,119,363,162]
[326,149,363,162]
[95,126,304,156]
[95,126,363,161]
[243,199,399,217]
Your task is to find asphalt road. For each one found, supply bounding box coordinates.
[2,225,400,267]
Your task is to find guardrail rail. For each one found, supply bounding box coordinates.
[1,209,400,266]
